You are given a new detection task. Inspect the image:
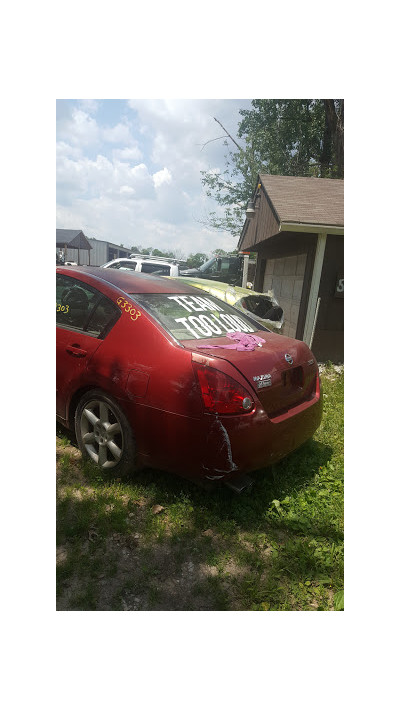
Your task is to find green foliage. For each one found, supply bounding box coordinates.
[334,590,344,611]
[201,99,344,236]
[238,99,328,177]
[152,248,176,259]
[185,252,208,268]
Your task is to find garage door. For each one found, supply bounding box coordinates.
[262,254,307,338]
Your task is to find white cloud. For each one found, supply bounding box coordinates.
[119,185,136,197]
[56,195,236,258]
[102,122,134,144]
[113,146,143,162]
[56,141,83,160]
[57,152,155,205]
[78,99,100,114]
[66,108,100,146]
[153,167,172,188]
[57,99,252,256]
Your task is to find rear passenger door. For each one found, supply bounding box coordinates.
[56,274,120,420]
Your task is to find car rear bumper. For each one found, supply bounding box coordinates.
[224,394,323,478]
[198,390,323,480]
[130,389,323,482]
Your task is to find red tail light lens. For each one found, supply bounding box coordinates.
[193,362,255,415]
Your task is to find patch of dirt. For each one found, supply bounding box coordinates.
[56,436,274,611]
[56,525,268,611]
[56,438,86,483]
[56,546,68,566]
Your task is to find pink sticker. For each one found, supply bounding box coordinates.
[196,331,266,351]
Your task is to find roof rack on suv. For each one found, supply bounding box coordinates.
[129,253,185,265]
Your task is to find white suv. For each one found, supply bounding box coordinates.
[101,254,182,277]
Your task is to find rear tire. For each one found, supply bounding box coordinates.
[75,389,135,478]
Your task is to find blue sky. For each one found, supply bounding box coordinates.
[56,99,253,258]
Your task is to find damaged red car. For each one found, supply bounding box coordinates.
[56,266,322,491]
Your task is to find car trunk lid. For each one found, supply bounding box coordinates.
[188,331,318,418]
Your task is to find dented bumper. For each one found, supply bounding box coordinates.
[130,385,322,483]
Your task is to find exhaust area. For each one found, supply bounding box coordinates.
[224,473,255,494]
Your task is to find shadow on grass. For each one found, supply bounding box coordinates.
[57,420,333,534]
[57,422,78,447]
[57,423,341,610]
[56,487,341,611]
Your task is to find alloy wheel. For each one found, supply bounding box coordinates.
[79,399,124,469]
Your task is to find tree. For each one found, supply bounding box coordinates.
[186,252,208,268]
[321,99,344,178]
[201,100,344,236]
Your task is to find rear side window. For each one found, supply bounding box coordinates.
[140,263,171,275]
[56,274,120,338]
[85,296,121,337]
[108,261,137,270]
[132,292,259,341]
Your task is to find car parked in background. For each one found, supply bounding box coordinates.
[101,254,182,277]
[169,276,284,333]
[179,253,250,286]
[56,266,322,490]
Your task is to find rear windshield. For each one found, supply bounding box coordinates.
[132,292,260,341]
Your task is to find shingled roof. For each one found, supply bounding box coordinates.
[259,174,343,227]
[238,174,344,251]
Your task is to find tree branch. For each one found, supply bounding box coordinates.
[198,135,227,151]
[213,117,245,154]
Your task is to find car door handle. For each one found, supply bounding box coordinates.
[66,345,87,357]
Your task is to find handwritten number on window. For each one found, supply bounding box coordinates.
[116,297,141,321]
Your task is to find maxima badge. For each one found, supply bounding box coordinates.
[253,373,272,389]
[284,353,293,365]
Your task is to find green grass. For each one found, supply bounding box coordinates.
[56,365,344,611]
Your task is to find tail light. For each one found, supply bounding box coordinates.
[192,362,255,415]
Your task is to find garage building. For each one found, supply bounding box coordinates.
[238,175,344,363]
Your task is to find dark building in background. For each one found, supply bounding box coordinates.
[56,230,132,266]
[56,229,93,265]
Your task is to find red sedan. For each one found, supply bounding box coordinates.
[56,266,322,489]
